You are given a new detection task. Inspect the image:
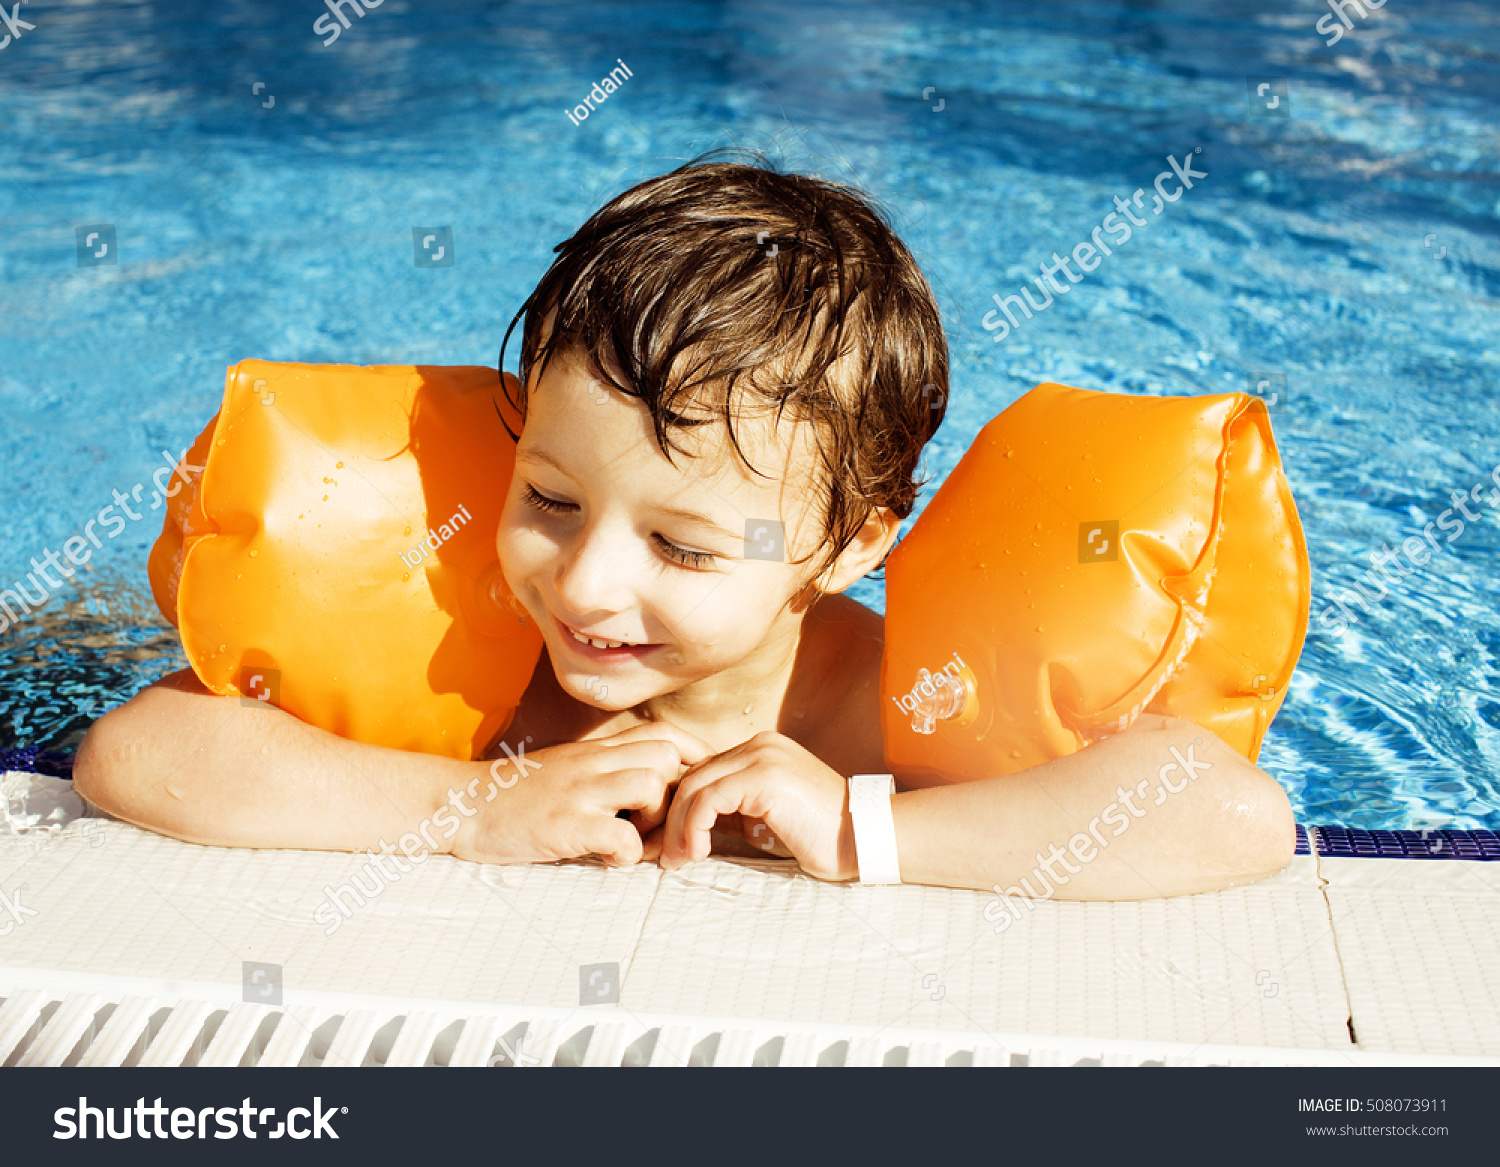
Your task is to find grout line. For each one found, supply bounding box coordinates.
[1309,827,1360,1047]
[615,862,666,996]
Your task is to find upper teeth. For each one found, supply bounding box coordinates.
[569,626,630,649]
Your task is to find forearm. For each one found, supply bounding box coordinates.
[73,670,479,854]
[890,716,1296,899]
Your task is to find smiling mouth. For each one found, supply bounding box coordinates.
[553,612,659,654]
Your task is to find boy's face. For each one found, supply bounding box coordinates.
[496,350,826,711]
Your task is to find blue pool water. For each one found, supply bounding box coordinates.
[1,0,1497,828]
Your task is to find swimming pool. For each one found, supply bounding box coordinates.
[1,0,1496,830]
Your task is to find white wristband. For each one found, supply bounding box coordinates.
[848,774,901,885]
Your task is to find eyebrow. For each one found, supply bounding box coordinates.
[517,447,743,544]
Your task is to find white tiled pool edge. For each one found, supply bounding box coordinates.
[2,772,1497,1066]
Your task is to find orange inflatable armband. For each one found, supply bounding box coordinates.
[880,383,1309,783]
[149,360,544,759]
[150,367,1305,778]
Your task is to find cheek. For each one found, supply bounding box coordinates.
[496,498,544,584]
[495,498,518,569]
[666,570,788,650]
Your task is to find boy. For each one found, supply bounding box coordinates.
[74,157,1295,898]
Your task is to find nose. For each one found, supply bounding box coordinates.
[550,517,638,624]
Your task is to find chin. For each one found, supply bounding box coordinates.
[560,674,637,711]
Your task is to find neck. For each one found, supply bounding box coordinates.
[636,609,810,752]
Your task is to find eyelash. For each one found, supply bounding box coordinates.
[520,483,717,569]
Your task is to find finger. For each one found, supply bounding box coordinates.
[658,766,721,866]
[607,767,679,828]
[664,772,757,868]
[587,816,646,868]
[593,738,704,788]
[597,720,715,767]
[635,796,671,836]
[656,746,765,852]
[673,729,788,786]
[683,779,752,862]
[640,825,665,863]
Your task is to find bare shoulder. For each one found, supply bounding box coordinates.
[793,595,887,775]
[805,593,884,687]
[815,591,884,643]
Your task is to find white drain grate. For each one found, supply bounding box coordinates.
[3,967,1495,1068]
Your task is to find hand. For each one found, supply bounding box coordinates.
[450,721,713,867]
[653,731,858,882]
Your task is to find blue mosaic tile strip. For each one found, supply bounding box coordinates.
[1294,824,1310,855]
[1310,826,1500,861]
[0,746,74,779]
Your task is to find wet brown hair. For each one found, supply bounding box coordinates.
[497,149,949,582]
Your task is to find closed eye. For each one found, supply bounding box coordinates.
[521,483,718,569]
[652,535,716,569]
[521,482,573,515]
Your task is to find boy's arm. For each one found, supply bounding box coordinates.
[891,714,1297,898]
[73,669,479,853]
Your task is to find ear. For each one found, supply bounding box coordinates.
[817,506,903,596]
